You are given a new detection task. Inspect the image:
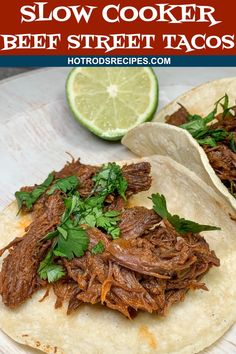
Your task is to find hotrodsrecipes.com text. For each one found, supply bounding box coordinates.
[67,56,172,66]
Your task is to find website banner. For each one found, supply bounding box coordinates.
[0,1,235,66]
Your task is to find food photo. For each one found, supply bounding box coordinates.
[0,67,236,354]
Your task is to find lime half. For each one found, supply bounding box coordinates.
[66,67,158,140]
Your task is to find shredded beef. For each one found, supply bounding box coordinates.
[54,158,99,198]
[19,186,49,217]
[53,280,80,312]
[0,160,220,319]
[105,195,125,212]
[57,221,219,318]
[203,144,236,195]
[19,159,98,216]
[0,193,64,308]
[21,160,152,215]
[165,106,236,198]
[122,162,152,196]
[119,207,161,239]
[165,105,189,126]
[212,111,236,132]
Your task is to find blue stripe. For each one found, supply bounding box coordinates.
[0,55,235,67]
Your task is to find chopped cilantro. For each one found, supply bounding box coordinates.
[196,137,217,148]
[151,193,220,234]
[61,193,81,223]
[54,221,89,260]
[180,94,236,153]
[15,173,54,211]
[38,249,65,283]
[92,163,128,199]
[91,240,105,255]
[44,220,89,260]
[96,210,120,239]
[181,118,209,139]
[38,162,128,283]
[57,226,68,240]
[47,175,79,196]
[229,133,236,153]
[63,194,121,239]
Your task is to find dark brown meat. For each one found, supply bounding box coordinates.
[105,195,126,212]
[19,185,50,217]
[59,222,219,318]
[162,289,187,315]
[53,280,81,314]
[212,111,236,132]
[165,106,236,198]
[165,105,189,126]
[20,159,152,215]
[19,159,98,215]
[54,158,99,198]
[122,162,152,195]
[74,254,159,318]
[86,227,110,250]
[108,223,219,280]
[204,144,236,196]
[107,238,171,279]
[119,207,161,239]
[54,158,98,180]
[0,158,220,319]
[104,263,159,316]
[0,194,64,308]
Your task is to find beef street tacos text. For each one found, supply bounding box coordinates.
[0,155,236,354]
[122,77,236,211]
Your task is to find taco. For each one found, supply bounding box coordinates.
[122,77,236,210]
[0,155,236,354]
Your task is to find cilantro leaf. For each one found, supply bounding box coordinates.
[229,133,236,153]
[179,95,236,153]
[117,176,128,199]
[207,128,229,141]
[41,264,65,283]
[15,173,54,211]
[220,94,236,118]
[55,221,89,260]
[168,215,220,234]
[196,137,217,148]
[181,119,209,138]
[43,229,59,241]
[83,214,97,227]
[38,165,125,280]
[151,193,220,234]
[196,129,229,147]
[151,193,169,219]
[95,210,120,239]
[91,240,105,255]
[57,226,68,240]
[92,163,128,199]
[108,226,120,239]
[47,176,79,196]
[15,191,33,210]
[187,114,203,122]
[63,193,121,238]
[61,194,81,223]
[38,250,65,283]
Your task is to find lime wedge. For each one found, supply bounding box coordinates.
[66,68,158,140]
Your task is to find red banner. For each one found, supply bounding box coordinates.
[0,0,235,55]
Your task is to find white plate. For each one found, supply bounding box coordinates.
[0,67,236,354]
